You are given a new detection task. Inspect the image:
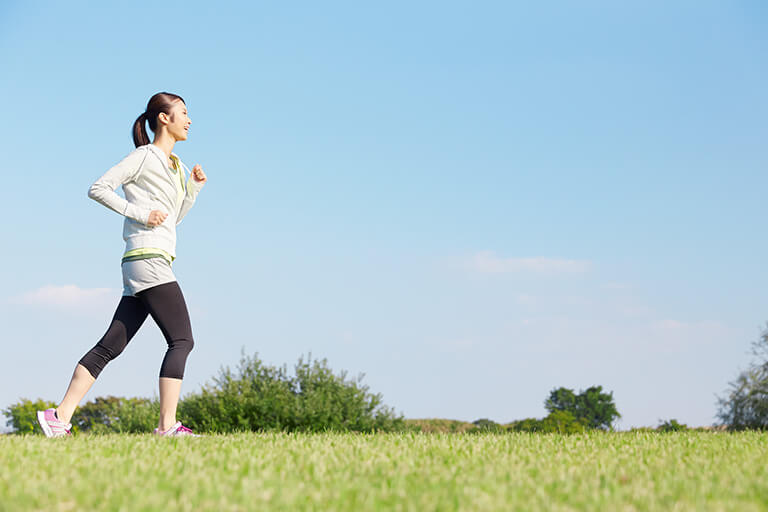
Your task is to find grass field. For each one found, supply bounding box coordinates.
[1,431,767,511]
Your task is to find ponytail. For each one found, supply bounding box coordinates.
[131,92,186,147]
[132,112,149,147]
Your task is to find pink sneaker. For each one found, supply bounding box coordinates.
[37,409,72,438]
[153,422,199,437]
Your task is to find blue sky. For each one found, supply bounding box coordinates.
[1,1,767,429]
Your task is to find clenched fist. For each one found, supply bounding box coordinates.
[147,210,168,227]
[192,164,207,184]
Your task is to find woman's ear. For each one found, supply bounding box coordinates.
[157,112,170,126]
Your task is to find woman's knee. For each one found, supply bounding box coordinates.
[79,336,126,379]
[172,336,194,354]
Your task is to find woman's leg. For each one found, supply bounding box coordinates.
[158,377,183,431]
[55,364,95,425]
[136,281,194,431]
[57,296,149,423]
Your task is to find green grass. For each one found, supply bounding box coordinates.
[1,431,767,511]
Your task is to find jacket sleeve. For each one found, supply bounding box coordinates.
[177,165,205,225]
[88,147,152,225]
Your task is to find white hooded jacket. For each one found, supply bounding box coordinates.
[88,144,205,259]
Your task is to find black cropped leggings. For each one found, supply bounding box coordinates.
[79,281,194,380]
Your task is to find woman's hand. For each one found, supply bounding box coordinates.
[192,164,207,184]
[147,210,168,227]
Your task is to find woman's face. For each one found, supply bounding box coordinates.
[165,100,191,141]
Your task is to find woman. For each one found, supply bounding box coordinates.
[37,92,207,437]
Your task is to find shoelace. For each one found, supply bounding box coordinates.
[176,424,193,434]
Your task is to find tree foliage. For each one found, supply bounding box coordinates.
[545,385,620,430]
[508,410,587,434]
[717,326,768,430]
[3,398,56,434]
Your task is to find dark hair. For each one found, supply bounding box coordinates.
[132,92,186,147]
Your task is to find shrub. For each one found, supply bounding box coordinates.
[540,410,588,434]
[628,427,655,433]
[508,410,587,434]
[179,352,406,433]
[468,418,504,433]
[3,398,56,435]
[3,396,159,435]
[507,417,545,433]
[656,419,688,433]
[293,354,396,432]
[405,419,474,433]
[179,353,297,432]
[74,396,158,433]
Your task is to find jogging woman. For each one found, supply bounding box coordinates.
[37,92,207,437]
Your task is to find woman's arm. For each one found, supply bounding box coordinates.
[177,164,207,225]
[88,147,153,225]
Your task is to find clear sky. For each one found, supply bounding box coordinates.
[1,1,767,429]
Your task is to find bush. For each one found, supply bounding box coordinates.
[507,417,544,433]
[541,410,588,434]
[74,396,158,434]
[178,353,297,432]
[3,398,56,435]
[657,419,688,433]
[468,418,504,433]
[3,396,159,435]
[508,410,587,434]
[179,352,406,433]
[405,419,474,433]
[628,427,656,433]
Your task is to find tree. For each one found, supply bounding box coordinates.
[717,325,768,430]
[545,388,578,414]
[545,385,620,430]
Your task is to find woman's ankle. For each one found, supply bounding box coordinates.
[158,419,177,432]
[55,407,72,424]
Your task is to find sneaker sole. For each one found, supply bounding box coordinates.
[37,411,54,438]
